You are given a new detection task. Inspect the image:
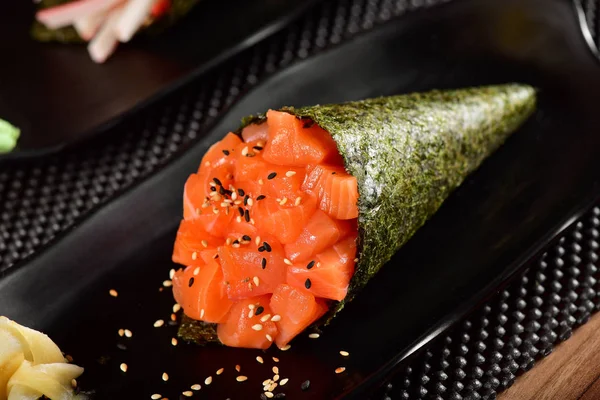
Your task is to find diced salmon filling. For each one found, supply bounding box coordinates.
[172,110,359,349]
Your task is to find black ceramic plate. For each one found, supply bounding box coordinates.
[3,0,600,398]
[0,0,316,159]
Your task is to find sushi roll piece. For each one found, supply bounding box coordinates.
[172,84,536,349]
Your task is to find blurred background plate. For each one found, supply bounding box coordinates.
[0,0,316,159]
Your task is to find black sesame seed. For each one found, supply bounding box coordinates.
[253,146,264,151]
[242,235,252,241]
[238,207,244,217]
[213,177,222,186]
[274,394,286,399]
[256,195,266,201]
[301,380,311,391]
[232,240,240,245]
[210,186,216,192]
[116,343,127,351]
[261,258,267,269]
[258,246,265,252]
[263,242,272,252]
[219,186,226,195]
[307,260,315,270]
[255,306,264,316]
[238,188,245,196]
[222,150,230,156]
[267,172,277,180]
[244,209,250,222]
[260,394,268,400]
[244,195,249,206]
[188,277,195,287]
[305,278,312,289]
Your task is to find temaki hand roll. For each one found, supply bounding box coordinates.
[172,84,536,349]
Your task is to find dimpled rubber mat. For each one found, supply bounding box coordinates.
[1,1,600,399]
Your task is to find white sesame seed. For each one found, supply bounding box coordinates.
[234,200,243,205]
[235,364,241,372]
[340,350,350,356]
[272,357,279,362]
[248,198,254,206]
[279,197,288,205]
[264,392,274,398]
[202,202,209,208]
[252,324,263,331]
[205,376,213,385]
[263,379,273,386]
[256,356,264,364]
[257,140,265,147]
[151,394,162,399]
[354,258,359,262]
[251,218,255,225]
[191,384,201,390]
[268,382,278,391]
[259,179,264,185]
[200,309,205,319]
[255,236,261,245]
[170,313,177,322]
[232,243,240,248]
[163,280,172,287]
[280,378,289,386]
[220,202,228,207]
[209,181,216,187]
[213,208,219,214]
[118,329,124,337]
[253,276,260,286]
[335,367,346,374]
[120,363,128,372]
[266,334,273,342]
[231,192,238,200]
[216,368,224,375]
[154,320,164,328]
[283,258,292,265]
[109,289,118,297]
[271,315,281,322]
[280,344,291,351]
[308,333,320,339]
[236,375,248,382]
[205,161,211,167]
[71,378,77,388]
[295,196,302,206]
[285,171,296,177]
[273,375,280,382]
[248,309,255,319]
[169,269,175,279]
[162,372,169,381]
[173,303,181,313]
[242,146,249,156]
[272,366,279,374]
[248,304,255,309]
[182,391,193,397]
[171,338,178,346]
[226,238,232,245]
[192,251,198,260]
[124,329,133,338]
[260,314,271,323]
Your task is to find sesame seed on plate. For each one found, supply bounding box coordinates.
[260,314,271,323]
[216,368,224,375]
[285,170,296,177]
[205,376,213,385]
[151,394,162,399]
[171,338,178,346]
[308,333,320,339]
[271,315,281,322]
[295,196,302,206]
[252,324,263,331]
[340,350,350,356]
[272,357,279,362]
[236,375,248,382]
[118,329,124,337]
[124,329,133,338]
[235,364,241,372]
[283,258,292,266]
[109,289,118,297]
[256,356,264,364]
[182,391,193,397]
[280,378,289,386]
[120,363,128,372]
[154,320,164,328]
[301,380,311,391]
[266,334,273,342]
[170,313,177,321]
[173,303,181,313]
[163,280,172,287]
[335,367,346,374]
[272,366,279,374]
[280,344,291,351]
[273,375,280,382]
[162,372,169,381]
[264,392,274,398]
[191,384,201,390]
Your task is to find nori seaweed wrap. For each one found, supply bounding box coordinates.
[175,84,536,346]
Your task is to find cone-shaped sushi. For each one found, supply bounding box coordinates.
[172,84,536,349]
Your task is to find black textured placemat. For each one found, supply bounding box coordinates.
[1,1,599,399]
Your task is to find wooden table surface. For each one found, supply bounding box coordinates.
[498,311,600,400]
